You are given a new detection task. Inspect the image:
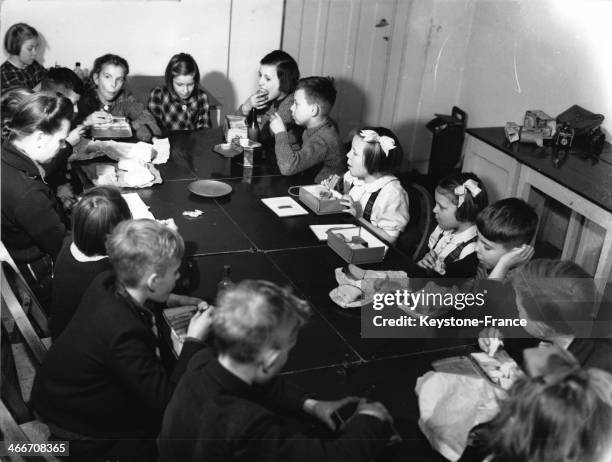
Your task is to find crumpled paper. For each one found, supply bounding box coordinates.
[415,371,500,462]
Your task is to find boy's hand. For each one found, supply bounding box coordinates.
[66,124,86,146]
[303,397,359,430]
[498,244,534,269]
[186,305,213,341]
[167,293,204,308]
[269,112,286,135]
[340,194,361,217]
[356,399,393,424]
[417,250,437,271]
[478,327,504,356]
[56,183,77,210]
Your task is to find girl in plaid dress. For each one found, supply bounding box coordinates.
[148,53,210,133]
[1,23,47,91]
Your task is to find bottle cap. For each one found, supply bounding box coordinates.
[75,62,81,66]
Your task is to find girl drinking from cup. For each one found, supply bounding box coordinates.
[148,53,210,133]
[1,23,47,91]
[324,127,409,244]
[237,50,301,142]
[77,53,160,141]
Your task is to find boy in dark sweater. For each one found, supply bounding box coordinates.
[33,219,210,462]
[159,280,393,462]
[270,76,344,183]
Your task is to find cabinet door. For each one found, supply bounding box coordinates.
[462,135,520,203]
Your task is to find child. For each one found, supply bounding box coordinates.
[32,219,210,462]
[479,259,612,373]
[461,349,612,462]
[1,87,33,141]
[41,66,84,116]
[148,53,210,132]
[77,53,161,141]
[159,280,394,462]
[322,127,410,244]
[238,49,301,142]
[417,172,488,278]
[1,23,47,91]
[269,76,344,183]
[50,186,132,339]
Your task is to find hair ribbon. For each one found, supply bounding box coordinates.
[359,129,396,157]
[454,179,482,207]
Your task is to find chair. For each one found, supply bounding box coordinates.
[397,182,435,261]
[0,241,50,338]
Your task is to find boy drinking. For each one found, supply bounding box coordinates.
[159,280,394,462]
[269,76,345,183]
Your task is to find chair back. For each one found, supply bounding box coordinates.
[0,241,50,338]
[1,265,48,366]
[397,182,435,261]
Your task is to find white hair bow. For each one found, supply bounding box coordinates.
[454,179,482,207]
[360,129,396,157]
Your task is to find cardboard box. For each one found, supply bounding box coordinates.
[224,115,248,142]
[327,226,387,264]
[299,185,344,215]
[162,305,196,355]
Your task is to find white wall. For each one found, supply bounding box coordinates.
[0,0,284,116]
[458,0,612,135]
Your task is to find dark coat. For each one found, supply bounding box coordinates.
[158,349,391,462]
[32,271,204,459]
[1,140,67,263]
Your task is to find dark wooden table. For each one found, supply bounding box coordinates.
[98,128,472,461]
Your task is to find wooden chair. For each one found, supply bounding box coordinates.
[0,241,50,338]
[397,182,435,261]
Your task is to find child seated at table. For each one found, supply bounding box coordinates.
[148,53,210,133]
[238,49,301,144]
[269,76,344,183]
[32,219,209,462]
[50,186,132,338]
[159,279,394,462]
[1,23,47,91]
[77,53,161,141]
[322,127,409,244]
[459,346,612,462]
[417,172,488,278]
[478,258,612,373]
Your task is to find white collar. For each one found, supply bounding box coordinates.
[448,225,478,244]
[70,242,108,263]
[348,174,398,193]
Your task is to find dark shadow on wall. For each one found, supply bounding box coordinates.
[331,77,367,142]
[202,70,236,123]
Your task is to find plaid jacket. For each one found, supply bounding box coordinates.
[1,59,47,91]
[148,86,210,132]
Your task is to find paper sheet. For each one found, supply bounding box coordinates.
[121,193,155,219]
[261,197,308,217]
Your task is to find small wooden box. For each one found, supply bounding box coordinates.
[299,185,344,215]
[327,226,387,264]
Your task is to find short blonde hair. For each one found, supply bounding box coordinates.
[106,219,184,287]
[212,280,311,363]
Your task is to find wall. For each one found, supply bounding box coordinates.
[283,0,477,171]
[458,0,612,135]
[0,0,284,117]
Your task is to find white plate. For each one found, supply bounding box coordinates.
[188,180,232,198]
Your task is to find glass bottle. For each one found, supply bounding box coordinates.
[73,62,85,81]
[247,107,260,142]
[217,265,234,295]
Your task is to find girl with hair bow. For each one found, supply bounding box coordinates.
[322,126,409,243]
[417,172,488,278]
